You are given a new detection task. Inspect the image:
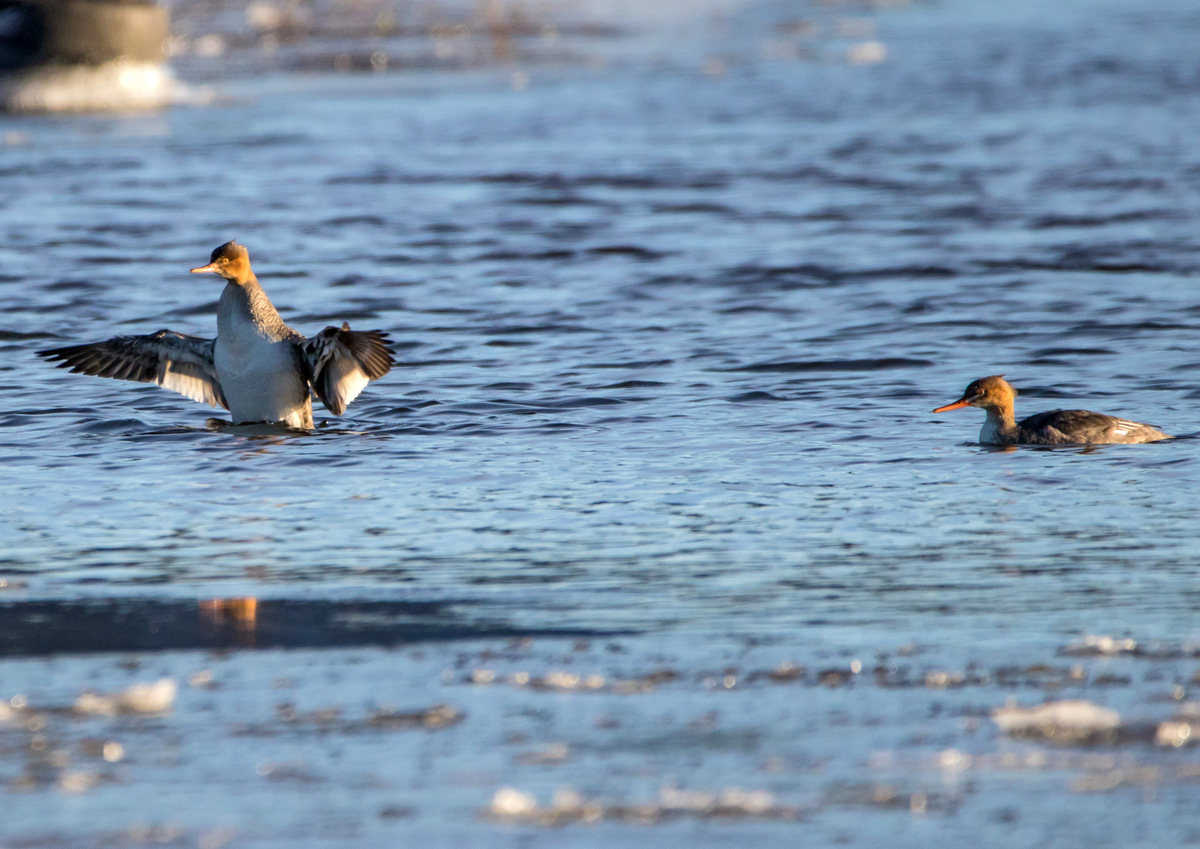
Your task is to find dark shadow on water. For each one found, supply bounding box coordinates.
[205,418,311,437]
[0,599,614,657]
[139,419,392,440]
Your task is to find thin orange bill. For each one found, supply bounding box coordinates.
[190,263,217,274]
[932,398,972,413]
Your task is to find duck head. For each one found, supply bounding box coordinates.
[933,374,1015,414]
[190,241,254,284]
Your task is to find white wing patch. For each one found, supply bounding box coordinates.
[158,359,226,408]
[316,349,371,415]
[1109,419,1138,437]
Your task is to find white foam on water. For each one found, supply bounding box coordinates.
[0,59,212,113]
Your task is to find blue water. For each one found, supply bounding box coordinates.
[2,0,1200,844]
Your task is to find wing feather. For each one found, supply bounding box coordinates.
[39,330,228,410]
[302,323,394,416]
[1019,409,1168,444]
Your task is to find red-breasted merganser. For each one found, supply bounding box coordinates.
[39,241,394,429]
[933,375,1169,445]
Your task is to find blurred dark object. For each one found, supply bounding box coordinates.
[0,0,174,112]
[0,0,165,70]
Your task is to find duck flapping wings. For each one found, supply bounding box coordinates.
[39,323,394,417]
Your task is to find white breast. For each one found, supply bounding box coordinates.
[979,415,1005,445]
[214,286,311,427]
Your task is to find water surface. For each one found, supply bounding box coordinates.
[2,0,1200,844]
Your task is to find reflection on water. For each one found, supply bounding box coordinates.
[0,598,604,655]
[199,595,258,646]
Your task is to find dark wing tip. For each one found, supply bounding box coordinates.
[341,328,395,380]
[38,343,99,371]
[38,344,78,360]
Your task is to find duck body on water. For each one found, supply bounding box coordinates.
[934,375,1170,446]
[39,241,395,429]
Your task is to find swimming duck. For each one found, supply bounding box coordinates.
[933,375,1169,445]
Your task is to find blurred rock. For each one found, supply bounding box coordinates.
[0,0,177,111]
[992,699,1120,745]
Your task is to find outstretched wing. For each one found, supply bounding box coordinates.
[39,330,228,410]
[302,323,394,416]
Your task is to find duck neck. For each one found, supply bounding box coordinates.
[980,405,1017,444]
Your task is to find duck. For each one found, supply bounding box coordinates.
[39,240,394,429]
[933,375,1169,445]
